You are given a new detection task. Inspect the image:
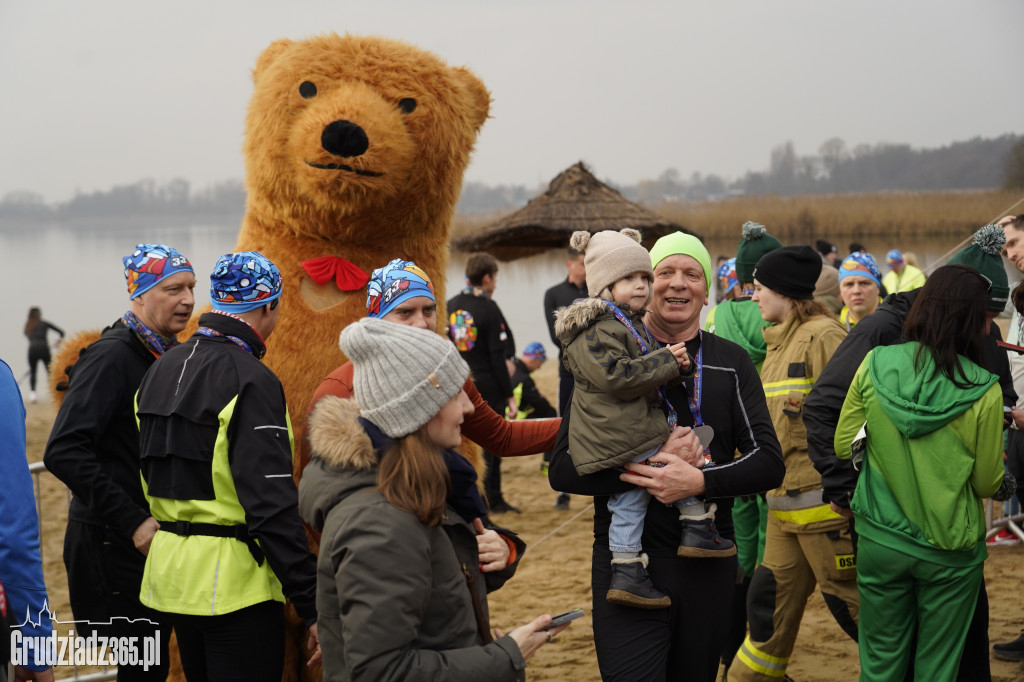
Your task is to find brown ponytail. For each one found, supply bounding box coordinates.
[377,431,451,527]
[789,297,831,325]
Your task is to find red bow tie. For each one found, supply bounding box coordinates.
[302,256,370,292]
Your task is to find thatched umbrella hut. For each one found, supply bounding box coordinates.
[453,162,700,261]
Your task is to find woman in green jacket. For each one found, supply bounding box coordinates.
[835,264,1008,681]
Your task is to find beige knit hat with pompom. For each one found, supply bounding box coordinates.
[570,228,654,300]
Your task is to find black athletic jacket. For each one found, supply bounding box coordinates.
[44,320,154,538]
[447,288,516,407]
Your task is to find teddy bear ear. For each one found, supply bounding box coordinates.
[569,231,591,251]
[253,39,295,81]
[449,66,491,133]
[620,228,643,244]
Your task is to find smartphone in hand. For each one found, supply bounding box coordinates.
[542,608,585,630]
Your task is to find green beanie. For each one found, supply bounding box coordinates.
[735,221,783,283]
[947,224,1008,312]
[649,232,713,294]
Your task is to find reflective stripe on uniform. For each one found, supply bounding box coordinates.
[770,503,843,525]
[766,488,829,511]
[762,377,813,398]
[736,636,789,677]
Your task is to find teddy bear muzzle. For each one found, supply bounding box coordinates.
[306,120,384,177]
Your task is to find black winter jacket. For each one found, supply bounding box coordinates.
[44,319,154,538]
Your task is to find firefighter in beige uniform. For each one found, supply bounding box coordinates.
[731,246,858,681]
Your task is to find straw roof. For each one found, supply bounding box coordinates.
[453,162,699,260]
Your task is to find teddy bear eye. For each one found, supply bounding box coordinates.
[299,81,318,99]
[398,98,417,114]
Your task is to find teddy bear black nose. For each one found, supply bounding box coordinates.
[321,120,369,158]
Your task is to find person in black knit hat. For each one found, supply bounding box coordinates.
[731,245,856,681]
[753,245,823,301]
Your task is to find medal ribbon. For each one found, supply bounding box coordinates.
[604,301,677,430]
[684,331,712,459]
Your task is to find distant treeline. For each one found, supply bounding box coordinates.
[3,134,1022,222]
[0,178,246,223]
[458,134,1024,211]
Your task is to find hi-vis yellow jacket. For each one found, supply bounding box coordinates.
[135,313,317,621]
[761,313,847,530]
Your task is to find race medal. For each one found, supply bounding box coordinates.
[693,424,715,452]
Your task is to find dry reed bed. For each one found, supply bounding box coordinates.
[452,189,1024,247]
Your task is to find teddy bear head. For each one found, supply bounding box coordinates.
[243,33,490,240]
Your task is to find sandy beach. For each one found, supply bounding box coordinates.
[21,362,1024,680]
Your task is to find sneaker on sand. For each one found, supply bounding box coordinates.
[553,493,570,510]
[606,556,671,609]
[987,529,1021,546]
[678,518,737,558]
[994,629,1024,660]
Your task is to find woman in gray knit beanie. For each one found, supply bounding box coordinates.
[298,317,571,680]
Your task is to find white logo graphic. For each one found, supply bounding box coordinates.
[10,601,161,671]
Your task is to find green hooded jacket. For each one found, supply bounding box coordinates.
[834,342,1004,566]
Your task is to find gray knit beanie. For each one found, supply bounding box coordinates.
[571,228,654,299]
[338,317,469,438]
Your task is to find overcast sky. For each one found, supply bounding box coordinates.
[2,0,1022,203]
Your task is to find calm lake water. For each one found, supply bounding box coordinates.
[1,221,1015,396]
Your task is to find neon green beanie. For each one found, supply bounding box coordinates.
[648,232,713,294]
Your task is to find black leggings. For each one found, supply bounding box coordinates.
[62,521,172,682]
[172,601,285,682]
[591,546,736,682]
[27,345,50,391]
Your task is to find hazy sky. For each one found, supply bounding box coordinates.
[2,0,1022,203]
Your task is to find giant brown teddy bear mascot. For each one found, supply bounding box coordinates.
[236,33,490,447]
[52,33,490,682]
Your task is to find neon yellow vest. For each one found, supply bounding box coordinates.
[139,397,293,615]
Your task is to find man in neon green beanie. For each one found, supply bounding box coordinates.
[547,229,785,680]
[649,231,714,294]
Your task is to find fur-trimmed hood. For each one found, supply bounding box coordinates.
[306,395,375,470]
[554,297,645,347]
[298,395,378,533]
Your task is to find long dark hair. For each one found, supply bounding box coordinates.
[902,264,990,388]
[24,307,41,336]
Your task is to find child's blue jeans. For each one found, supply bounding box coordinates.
[608,446,698,553]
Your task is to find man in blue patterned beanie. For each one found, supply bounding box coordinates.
[134,250,321,680]
[44,241,195,678]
